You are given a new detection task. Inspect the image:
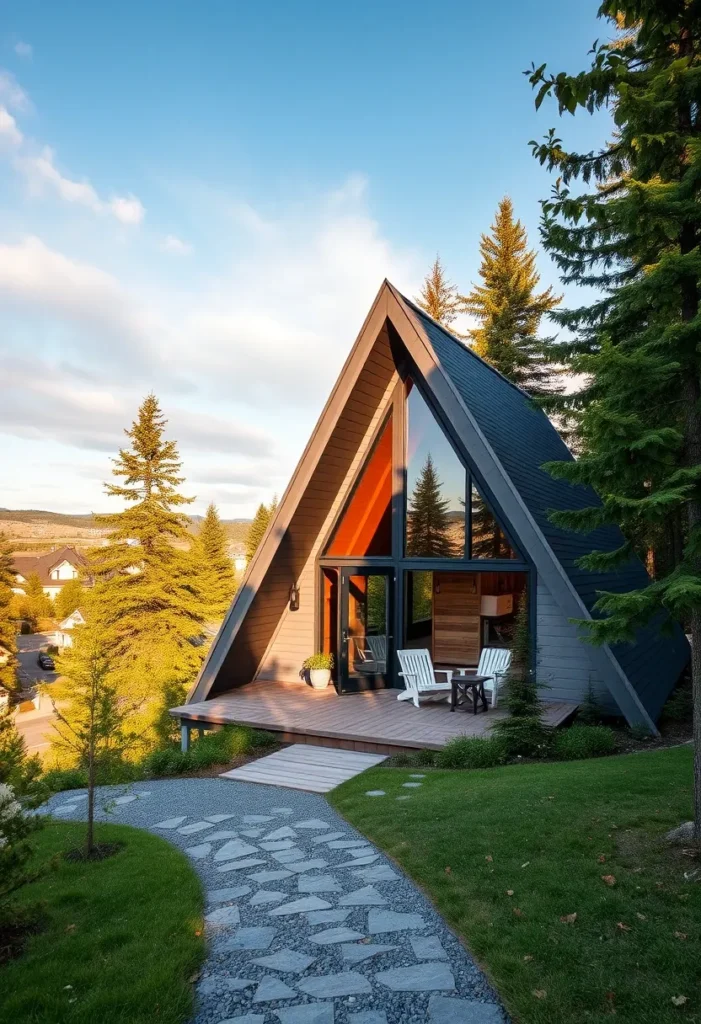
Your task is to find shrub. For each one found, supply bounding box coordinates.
[661,684,693,722]
[554,724,616,761]
[413,748,437,768]
[492,716,553,758]
[43,768,88,792]
[435,735,506,770]
[142,726,276,777]
[578,682,603,726]
[388,751,414,768]
[628,722,654,741]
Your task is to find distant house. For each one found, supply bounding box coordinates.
[12,546,88,601]
[54,607,87,649]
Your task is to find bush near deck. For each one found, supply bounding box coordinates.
[0,821,204,1024]
[330,746,700,1024]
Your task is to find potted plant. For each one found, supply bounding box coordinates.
[303,653,334,690]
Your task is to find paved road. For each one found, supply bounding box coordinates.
[14,631,59,756]
[16,630,58,686]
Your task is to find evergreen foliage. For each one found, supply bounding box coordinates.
[526,1,701,834]
[415,256,460,329]
[0,533,18,694]
[23,572,52,620]
[245,497,277,563]
[194,503,236,621]
[461,197,562,397]
[54,578,84,621]
[492,594,551,756]
[85,394,205,747]
[406,453,457,558]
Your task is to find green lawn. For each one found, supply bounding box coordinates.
[329,746,700,1024]
[1,822,205,1024]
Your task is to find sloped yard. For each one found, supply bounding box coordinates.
[330,745,700,1024]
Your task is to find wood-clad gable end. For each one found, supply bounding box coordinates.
[210,324,397,695]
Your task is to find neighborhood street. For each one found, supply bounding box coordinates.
[14,631,59,757]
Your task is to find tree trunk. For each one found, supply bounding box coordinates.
[86,737,95,857]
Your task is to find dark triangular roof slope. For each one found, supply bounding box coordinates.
[406,297,688,721]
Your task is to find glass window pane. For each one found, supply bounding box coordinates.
[326,416,392,556]
[405,382,465,558]
[470,484,517,559]
[347,574,388,675]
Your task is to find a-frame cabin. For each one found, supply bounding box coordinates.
[172,281,688,751]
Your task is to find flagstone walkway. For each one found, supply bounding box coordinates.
[43,777,507,1024]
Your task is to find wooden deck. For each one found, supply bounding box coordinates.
[171,680,576,754]
[221,744,387,793]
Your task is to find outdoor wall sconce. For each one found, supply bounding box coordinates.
[289,583,300,611]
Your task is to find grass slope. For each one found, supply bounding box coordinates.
[330,746,700,1024]
[0,822,205,1024]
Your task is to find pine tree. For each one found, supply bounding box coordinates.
[246,501,274,562]
[23,572,51,620]
[195,503,236,621]
[86,394,205,747]
[491,593,550,756]
[0,533,18,695]
[415,256,460,329]
[526,1,701,835]
[406,454,456,557]
[55,577,84,620]
[461,197,562,398]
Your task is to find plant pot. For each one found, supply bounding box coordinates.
[309,668,331,690]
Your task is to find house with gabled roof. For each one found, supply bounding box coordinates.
[171,281,688,751]
[12,546,88,602]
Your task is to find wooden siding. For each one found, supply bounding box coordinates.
[432,572,481,666]
[536,577,616,711]
[209,325,397,695]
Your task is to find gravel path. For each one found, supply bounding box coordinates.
[43,778,507,1024]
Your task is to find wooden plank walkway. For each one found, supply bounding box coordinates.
[172,680,576,753]
[220,743,387,793]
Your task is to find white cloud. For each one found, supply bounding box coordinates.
[109,193,145,225]
[0,69,31,111]
[160,233,191,254]
[0,105,22,147]
[14,41,32,59]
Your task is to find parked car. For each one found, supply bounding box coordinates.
[37,652,55,671]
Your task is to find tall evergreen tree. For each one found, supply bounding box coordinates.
[526,1,701,835]
[195,503,236,621]
[23,572,52,619]
[246,499,276,563]
[87,394,205,746]
[406,454,456,558]
[461,197,562,397]
[415,256,460,329]
[55,577,84,620]
[0,533,18,695]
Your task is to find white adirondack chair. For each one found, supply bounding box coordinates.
[396,649,453,709]
[468,647,512,708]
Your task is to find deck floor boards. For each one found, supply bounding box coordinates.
[172,680,576,752]
[220,743,387,792]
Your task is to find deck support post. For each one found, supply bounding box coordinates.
[181,722,191,752]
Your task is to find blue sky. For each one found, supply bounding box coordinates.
[0,0,610,517]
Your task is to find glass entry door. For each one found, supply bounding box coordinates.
[338,568,394,694]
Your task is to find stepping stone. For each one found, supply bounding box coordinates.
[205,830,240,841]
[411,935,448,960]
[285,858,328,874]
[207,885,251,904]
[240,828,265,837]
[198,975,254,996]
[272,848,306,863]
[215,839,258,862]
[338,886,387,907]
[271,806,294,813]
[135,791,151,797]
[341,942,396,964]
[376,963,455,992]
[402,782,422,789]
[270,896,331,916]
[309,926,365,945]
[354,864,400,883]
[178,821,216,835]
[53,805,79,816]
[263,826,298,841]
[349,1014,388,1024]
[327,840,371,850]
[368,909,426,934]
[253,976,297,1002]
[347,848,375,858]
[261,839,296,851]
[205,905,241,928]
[249,889,287,906]
[396,796,411,801]
[335,855,379,868]
[305,909,351,925]
[294,819,331,830]
[154,816,187,829]
[253,948,317,973]
[217,859,266,873]
[297,874,342,894]
[275,1006,334,1024]
[243,814,275,824]
[428,996,503,1023]
[114,795,137,805]
[205,813,236,822]
[365,790,386,797]
[249,869,294,883]
[218,926,277,951]
[311,831,347,846]
[297,972,371,997]
[220,1016,264,1024]
[410,774,426,779]
[185,843,212,859]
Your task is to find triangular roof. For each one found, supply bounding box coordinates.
[187,281,688,728]
[12,546,87,586]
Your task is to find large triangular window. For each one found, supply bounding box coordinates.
[325,415,393,557]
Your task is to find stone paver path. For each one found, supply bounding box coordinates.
[43,777,507,1024]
